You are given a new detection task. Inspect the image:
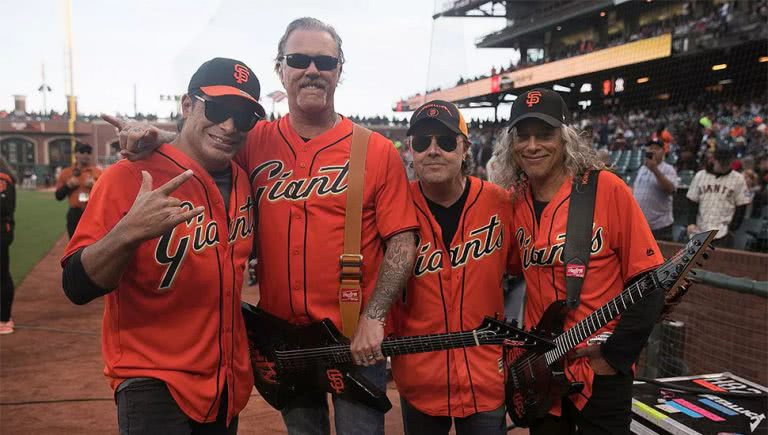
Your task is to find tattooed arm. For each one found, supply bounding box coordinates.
[349,230,417,366]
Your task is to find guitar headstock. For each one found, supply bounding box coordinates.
[651,230,718,295]
[475,316,556,351]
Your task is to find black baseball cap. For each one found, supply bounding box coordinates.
[507,88,570,132]
[407,100,469,137]
[714,143,733,160]
[75,142,92,153]
[188,57,266,118]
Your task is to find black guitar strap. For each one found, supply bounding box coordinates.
[562,170,600,310]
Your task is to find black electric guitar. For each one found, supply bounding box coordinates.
[241,303,555,412]
[505,230,718,427]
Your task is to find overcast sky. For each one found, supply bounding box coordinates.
[1,0,519,120]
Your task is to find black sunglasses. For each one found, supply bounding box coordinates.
[281,53,340,71]
[411,135,459,153]
[194,95,261,132]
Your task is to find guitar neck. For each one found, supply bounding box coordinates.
[304,330,503,365]
[381,330,503,357]
[546,272,660,362]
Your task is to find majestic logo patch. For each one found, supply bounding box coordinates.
[525,91,542,107]
[646,248,655,256]
[233,64,250,84]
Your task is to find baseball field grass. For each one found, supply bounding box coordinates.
[10,190,68,285]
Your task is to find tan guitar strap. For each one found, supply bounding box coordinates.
[339,124,371,337]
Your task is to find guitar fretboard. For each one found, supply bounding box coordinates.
[544,273,658,364]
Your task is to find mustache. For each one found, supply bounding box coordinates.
[299,79,328,89]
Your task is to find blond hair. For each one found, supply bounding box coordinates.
[490,124,606,195]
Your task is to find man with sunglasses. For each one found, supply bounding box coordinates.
[62,57,265,434]
[389,100,515,435]
[103,18,418,435]
[493,89,664,434]
[54,142,103,237]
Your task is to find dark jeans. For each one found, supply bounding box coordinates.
[529,373,634,435]
[116,378,237,435]
[651,225,673,242]
[0,238,14,321]
[280,361,387,435]
[66,207,84,238]
[401,399,506,435]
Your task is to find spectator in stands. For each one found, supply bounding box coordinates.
[474,138,493,180]
[54,142,103,238]
[633,140,679,241]
[687,144,751,247]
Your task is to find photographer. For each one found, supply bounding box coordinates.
[633,139,679,241]
[55,142,102,237]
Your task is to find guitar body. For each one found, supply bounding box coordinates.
[506,300,576,427]
[241,303,392,412]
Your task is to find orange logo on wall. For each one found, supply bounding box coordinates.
[525,91,541,107]
[327,369,345,394]
[233,64,250,84]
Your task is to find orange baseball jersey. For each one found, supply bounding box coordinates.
[509,171,663,415]
[235,115,418,328]
[390,178,515,417]
[56,165,103,208]
[61,144,254,424]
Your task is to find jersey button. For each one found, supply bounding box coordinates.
[292,249,300,256]
[299,163,306,168]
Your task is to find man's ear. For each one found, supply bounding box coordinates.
[181,94,194,118]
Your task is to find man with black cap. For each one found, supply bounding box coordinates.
[102,18,418,435]
[686,142,750,248]
[54,141,103,237]
[61,57,265,434]
[389,100,515,435]
[493,88,664,434]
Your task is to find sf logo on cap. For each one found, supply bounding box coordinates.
[427,108,439,117]
[525,91,541,107]
[233,64,250,84]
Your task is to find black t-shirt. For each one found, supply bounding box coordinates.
[424,178,471,249]
[209,166,232,213]
[533,199,548,223]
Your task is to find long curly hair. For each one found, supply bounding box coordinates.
[490,124,606,195]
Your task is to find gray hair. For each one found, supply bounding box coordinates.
[490,124,606,195]
[274,17,345,72]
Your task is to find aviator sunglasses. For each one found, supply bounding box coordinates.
[280,53,340,71]
[411,135,459,153]
[194,95,262,132]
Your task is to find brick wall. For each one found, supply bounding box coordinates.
[644,241,768,385]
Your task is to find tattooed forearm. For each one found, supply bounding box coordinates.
[363,231,417,322]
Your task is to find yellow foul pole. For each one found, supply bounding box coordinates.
[65,0,76,164]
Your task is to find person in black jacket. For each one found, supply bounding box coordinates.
[0,156,17,334]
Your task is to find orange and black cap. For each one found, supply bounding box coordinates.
[507,88,570,132]
[188,57,266,118]
[407,100,469,137]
